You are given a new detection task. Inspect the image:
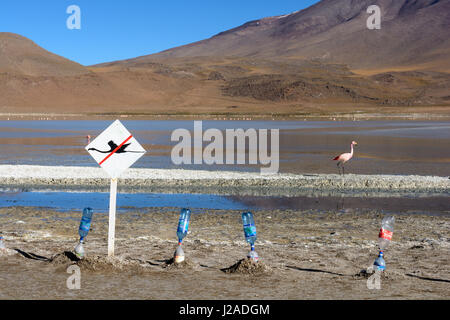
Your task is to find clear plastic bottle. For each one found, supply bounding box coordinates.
[378,216,395,251]
[242,211,259,262]
[74,207,94,258]
[0,236,6,250]
[373,215,395,271]
[174,245,185,264]
[174,208,191,263]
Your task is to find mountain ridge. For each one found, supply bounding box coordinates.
[0,0,449,117]
[121,0,450,72]
[0,32,89,76]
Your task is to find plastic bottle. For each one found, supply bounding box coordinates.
[177,208,191,242]
[74,241,85,258]
[174,245,185,264]
[373,215,395,271]
[242,211,258,262]
[174,208,191,263]
[373,251,386,272]
[74,207,94,258]
[0,236,6,250]
[378,216,395,251]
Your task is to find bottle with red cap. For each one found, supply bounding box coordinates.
[373,215,395,272]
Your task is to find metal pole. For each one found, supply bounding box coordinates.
[108,178,118,257]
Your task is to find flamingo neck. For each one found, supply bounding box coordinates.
[350,144,354,155]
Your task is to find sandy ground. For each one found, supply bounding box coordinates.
[0,206,449,299]
[0,165,449,197]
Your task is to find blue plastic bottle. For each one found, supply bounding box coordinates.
[74,207,94,258]
[79,208,94,240]
[373,251,386,272]
[242,212,259,262]
[174,208,191,263]
[177,208,191,244]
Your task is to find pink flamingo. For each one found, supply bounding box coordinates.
[332,141,358,175]
[86,135,91,144]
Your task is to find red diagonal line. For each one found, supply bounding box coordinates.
[99,135,133,166]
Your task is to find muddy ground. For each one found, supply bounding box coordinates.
[0,165,449,197]
[0,206,449,299]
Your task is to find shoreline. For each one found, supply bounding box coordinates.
[0,165,448,197]
[0,111,450,121]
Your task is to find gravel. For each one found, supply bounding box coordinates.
[0,165,448,197]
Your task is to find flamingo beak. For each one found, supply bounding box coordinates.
[353,141,358,145]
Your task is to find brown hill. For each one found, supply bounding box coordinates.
[0,33,89,76]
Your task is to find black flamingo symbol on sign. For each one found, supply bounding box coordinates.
[88,140,145,154]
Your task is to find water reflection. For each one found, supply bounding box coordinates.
[0,191,448,216]
[0,120,449,176]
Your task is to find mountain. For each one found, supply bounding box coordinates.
[0,32,210,115]
[0,0,449,117]
[0,33,89,76]
[122,0,450,72]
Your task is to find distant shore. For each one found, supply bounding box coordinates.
[0,110,450,121]
[0,165,448,197]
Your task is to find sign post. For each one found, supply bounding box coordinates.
[108,178,118,256]
[86,120,146,257]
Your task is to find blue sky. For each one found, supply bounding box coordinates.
[0,0,318,66]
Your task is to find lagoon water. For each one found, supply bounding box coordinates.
[0,191,448,216]
[0,120,449,176]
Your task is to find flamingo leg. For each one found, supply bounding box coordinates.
[337,162,341,175]
[342,165,345,176]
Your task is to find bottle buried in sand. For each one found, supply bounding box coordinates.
[174,208,191,264]
[0,236,6,250]
[74,207,94,259]
[242,211,259,262]
[373,215,395,272]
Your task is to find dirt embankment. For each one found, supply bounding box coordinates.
[0,165,448,197]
